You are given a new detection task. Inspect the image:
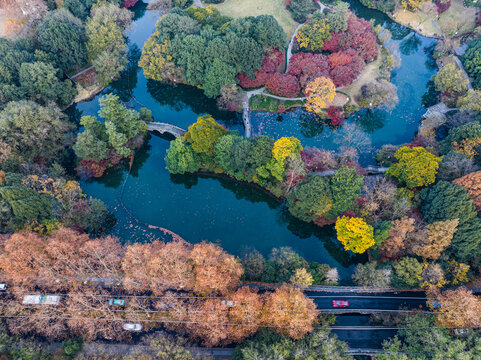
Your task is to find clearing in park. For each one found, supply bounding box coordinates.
[215,0,300,37]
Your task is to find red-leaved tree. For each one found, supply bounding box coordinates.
[288,53,330,89]
[327,106,344,126]
[342,15,378,62]
[265,73,300,98]
[321,32,342,52]
[122,0,138,8]
[237,70,269,88]
[262,49,284,73]
[328,51,353,68]
[237,50,284,88]
[329,53,364,87]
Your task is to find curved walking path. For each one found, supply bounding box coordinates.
[453,55,473,90]
[241,18,307,136]
[243,88,265,137]
[241,1,333,136]
[314,165,388,177]
[285,22,305,73]
[316,0,331,13]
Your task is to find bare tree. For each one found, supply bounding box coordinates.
[333,122,372,154]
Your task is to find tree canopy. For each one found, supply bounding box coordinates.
[0,101,74,166]
[184,114,228,156]
[140,9,286,98]
[335,216,375,254]
[387,146,441,188]
[36,9,87,72]
[420,181,481,262]
[86,2,131,86]
[462,37,481,89]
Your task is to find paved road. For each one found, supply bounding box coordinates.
[304,290,428,313]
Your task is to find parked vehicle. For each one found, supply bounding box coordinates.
[109,299,125,306]
[332,300,349,307]
[108,298,125,306]
[0,283,7,291]
[123,323,142,331]
[431,301,442,308]
[221,300,237,307]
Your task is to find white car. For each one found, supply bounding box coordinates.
[22,295,61,305]
[221,300,237,307]
[0,283,6,291]
[123,323,142,331]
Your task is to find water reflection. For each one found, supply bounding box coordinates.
[146,79,238,122]
[131,1,148,21]
[299,112,325,138]
[355,108,387,133]
[400,33,422,55]
[110,45,142,102]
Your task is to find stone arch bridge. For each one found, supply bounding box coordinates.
[146,122,186,137]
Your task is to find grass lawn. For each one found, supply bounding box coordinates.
[249,94,304,111]
[214,0,299,39]
[438,0,477,36]
[391,0,477,38]
[341,51,383,106]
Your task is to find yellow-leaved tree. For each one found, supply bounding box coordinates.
[296,18,331,52]
[386,146,441,188]
[272,136,303,162]
[304,77,336,114]
[335,216,375,254]
[139,33,174,81]
[258,137,302,181]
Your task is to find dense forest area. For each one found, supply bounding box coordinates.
[1,0,481,358]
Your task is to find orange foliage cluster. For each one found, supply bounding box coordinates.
[167,284,317,346]
[0,228,319,344]
[0,228,123,291]
[123,240,243,296]
[381,217,415,259]
[453,171,481,212]
[328,51,353,68]
[428,287,481,329]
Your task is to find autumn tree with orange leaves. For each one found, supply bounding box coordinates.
[0,228,124,291]
[428,287,481,329]
[304,77,336,114]
[453,170,481,212]
[262,284,318,339]
[163,285,318,346]
[190,241,243,295]
[122,240,243,295]
[167,286,263,346]
[122,240,195,295]
[380,217,415,259]
[410,219,458,260]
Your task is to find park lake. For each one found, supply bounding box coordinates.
[70,0,437,281]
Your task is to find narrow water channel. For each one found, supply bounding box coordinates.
[72,0,437,281]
